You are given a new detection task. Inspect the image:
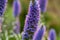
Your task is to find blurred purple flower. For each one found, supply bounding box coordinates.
[22,0,40,40]
[39,0,48,13]
[48,29,56,40]
[13,0,21,17]
[0,0,7,16]
[13,18,20,34]
[33,25,46,40]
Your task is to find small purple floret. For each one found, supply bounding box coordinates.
[13,0,21,17]
[48,29,56,40]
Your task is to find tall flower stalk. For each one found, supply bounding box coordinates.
[0,0,7,33]
[22,0,40,40]
[48,29,56,40]
[39,0,48,13]
[13,0,21,34]
[33,25,46,40]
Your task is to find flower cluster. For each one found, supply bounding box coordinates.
[22,0,40,40]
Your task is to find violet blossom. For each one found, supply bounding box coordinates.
[22,0,40,40]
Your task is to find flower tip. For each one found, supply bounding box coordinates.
[13,0,21,17]
[48,29,56,40]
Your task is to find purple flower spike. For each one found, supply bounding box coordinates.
[39,0,48,13]
[48,29,56,40]
[0,0,7,16]
[22,0,40,40]
[33,25,46,40]
[13,0,21,17]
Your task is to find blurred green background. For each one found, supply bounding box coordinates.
[1,0,60,40]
